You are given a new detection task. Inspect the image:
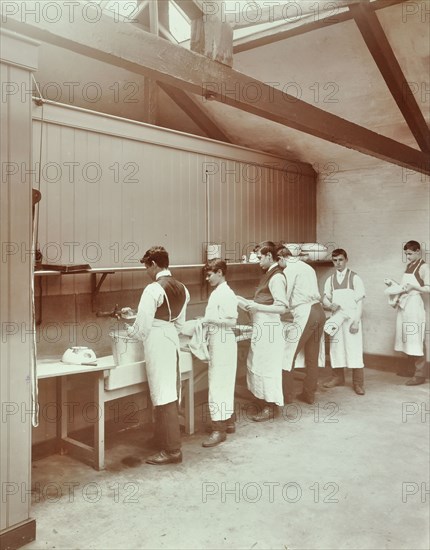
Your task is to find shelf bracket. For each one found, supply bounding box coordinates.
[91,272,115,312]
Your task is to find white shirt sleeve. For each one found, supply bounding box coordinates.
[323,276,333,301]
[269,273,288,307]
[219,287,239,319]
[284,268,297,306]
[129,283,162,341]
[205,285,238,321]
[353,274,366,301]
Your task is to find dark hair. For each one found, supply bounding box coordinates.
[403,240,421,252]
[140,246,169,268]
[254,240,278,261]
[276,244,292,259]
[205,258,227,275]
[332,248,348,260]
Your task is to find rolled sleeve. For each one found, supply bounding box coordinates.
[129,284,161,341]
[323,277,333,301]
[353,275,366,301]
[269,273,288,307]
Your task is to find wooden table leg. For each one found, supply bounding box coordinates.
[56,377,68,453]
[94,372,105,470]
[183,373,195,435]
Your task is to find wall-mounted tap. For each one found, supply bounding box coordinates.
[96,305,136,320]
[96,304,122,319]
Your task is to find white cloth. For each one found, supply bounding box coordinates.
[323,271,365,369]
[187,319,210,362]
[128,270,190,406]
[395,268,428,356]
[247,271,287,406]
[384,279,407,309]
[281,262,324,371]
[324,310,350,336]
[205,282,238,421]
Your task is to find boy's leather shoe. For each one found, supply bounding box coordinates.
[145,449,182,465]
[405,377,426,386]
[202,431,226,447]
[353,384,365,395]
[251,406,277,422]
[323,375,344,388]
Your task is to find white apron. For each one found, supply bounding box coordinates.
[329,287,364,368]
[207,328,237,421]
[144,319,180,406]
[282,304,326,371]
[395,271,426,356]
[247,311,284,406]
[205,283,238,421]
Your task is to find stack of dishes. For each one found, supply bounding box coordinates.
[283,243,302,257]
[300,243,329,261]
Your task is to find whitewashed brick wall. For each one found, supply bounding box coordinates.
[317,161,429,358]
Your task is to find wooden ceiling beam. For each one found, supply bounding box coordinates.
[349,1,430,152]
[158,82,231,142]
[2,6,428,175]
[173,0,203,21]
[233,0,408,53]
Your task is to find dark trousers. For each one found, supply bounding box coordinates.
[154,401,181,452]
[283,303,326,398]
[411,355,427,378]
[331,368,364,384]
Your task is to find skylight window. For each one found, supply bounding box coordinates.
[170,2,191,43]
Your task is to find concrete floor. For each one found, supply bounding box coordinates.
[23,368,429,550]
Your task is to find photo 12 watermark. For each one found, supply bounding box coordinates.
[1,1,140,24]
[401,482,429,503]
[202,480,340,504]
[401,402,429,423]
[2,480,141,504]
[198,401,340,425]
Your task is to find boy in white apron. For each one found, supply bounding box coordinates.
[127,246,190,465]
[201,259,238,447]
[394,240,429,385]
[238,241,288,422]
[322,249,366,395]
[277,246,326,405]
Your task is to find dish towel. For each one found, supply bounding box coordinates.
[384,279,407,309]
[324,309,351,336]
[184,319,210,362]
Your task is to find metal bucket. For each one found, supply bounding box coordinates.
[109,330,144,366]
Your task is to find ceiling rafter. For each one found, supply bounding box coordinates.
[349,1,430,152]
[147,1,230,142]
[158,82,231,142]
[2,7,428,175]
[233,0,408,54]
